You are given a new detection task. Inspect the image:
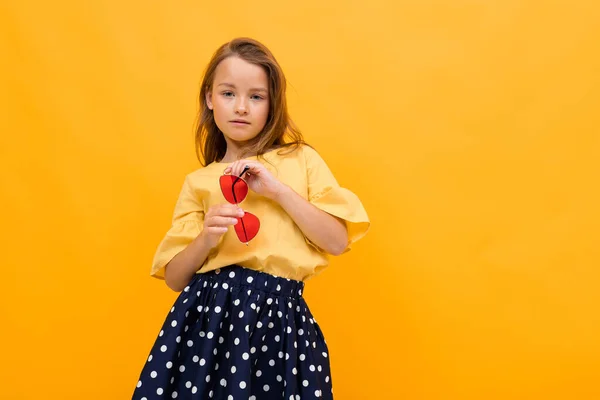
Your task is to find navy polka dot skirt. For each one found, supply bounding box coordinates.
[132,265,333,399]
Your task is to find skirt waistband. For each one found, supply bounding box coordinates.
[193,265,305,299]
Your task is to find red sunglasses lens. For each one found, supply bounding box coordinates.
[234,212,260,243]
[219,175,248,204]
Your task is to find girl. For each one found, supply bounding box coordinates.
[132,37,370,400]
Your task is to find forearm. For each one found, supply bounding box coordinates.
[273,184,348,255]
[164,233,212,292]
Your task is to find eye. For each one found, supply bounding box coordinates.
[222,91,234,97]
[251,94,264,100]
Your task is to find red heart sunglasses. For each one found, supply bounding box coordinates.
[219,166,260,244]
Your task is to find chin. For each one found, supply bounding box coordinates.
[223,131,261,143]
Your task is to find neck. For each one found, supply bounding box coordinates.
[220,138,251,163]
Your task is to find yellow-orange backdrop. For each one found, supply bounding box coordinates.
[1,0,599,399]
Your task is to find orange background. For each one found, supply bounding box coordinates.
[2,0,600,399]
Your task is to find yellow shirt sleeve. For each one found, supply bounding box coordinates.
[150,175,205,279]
[303,145,370,253]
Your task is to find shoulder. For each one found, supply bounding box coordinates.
[270,143,324,165]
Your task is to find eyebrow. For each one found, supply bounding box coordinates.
[217,83,268,93]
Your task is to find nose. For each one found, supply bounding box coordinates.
[235,97,248,115]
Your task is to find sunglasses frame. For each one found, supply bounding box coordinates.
[220,166,260,245]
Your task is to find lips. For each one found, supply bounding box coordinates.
[230,120,250,124]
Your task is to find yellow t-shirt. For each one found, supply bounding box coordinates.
[150,144,370,282]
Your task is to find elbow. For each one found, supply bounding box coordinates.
[165,276,185,293]
[327,232,349,256]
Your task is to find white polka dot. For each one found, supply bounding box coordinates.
[230,324,234,332]
[257,321,262,328]
[239,311,244,318]
[275,335,280,342]
[299,354,306,361]
[234,338,240,345]
[247,276,253,283]
[277,284,281,291]
[207,332,214,339]
[263,384,270,392]
[322,352,328,358]
[166,361,173,369]
[240,381,247,389]
[160,345,167,352]
[267,298,273,305]
[315,390,322,396]
[171,306,175,313]
[214,348,218,355]
[303,380,309,387]
[199,331,205,338]
[148,355,153,362]
[298,329,304,336]
[206,375,211,383]
[310,365,315,372]
[157,388,164,395]
[209,390,213,398]
[187,340,193,347]
[251,303,256,310]
[318,365,322,372]
[278,351,284,358]
[277,375,282,382]
[200,358,206,366]
[228,396,233,400]
[179,365,185,372]
[214,306,222,313]
[249,396,256,400]
[193,355,199,363]
[220,378,227,387]
[295,395,300,400]
[175,336,181,343]
[256,370,262,377]
[292,368,297,375]
[245,325,250,332]
[231,366,236,373]
[159,330,164,337]
[326,376,330,383]
[242,352,249,360]
[171,320,177,327]
[136,380,142,388]
[288,302,292,308]
[172,391,178,398]
[184,286,190,292]
[268,322,274,329]
[250,347,256,354]
[219,336,225,344]
[226,351,230,359]
[269,359,275,366]
[222,283,229,290]
[262,345,268,352]
[277,311,283,318]
[185,381,192,388]
[229,271,236,278]
[286,353,290,360]
[192,386,197,394]
[287,327,292,334]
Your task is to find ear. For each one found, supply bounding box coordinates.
[205,89,213,110]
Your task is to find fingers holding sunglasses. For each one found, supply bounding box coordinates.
[226,160,261,178]
[201,204,245,248]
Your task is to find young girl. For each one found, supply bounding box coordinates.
[132,37,370,400]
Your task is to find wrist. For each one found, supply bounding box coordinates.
[197,230,216,249]
[270,182,292,203]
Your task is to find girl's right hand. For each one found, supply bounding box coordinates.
[200,204,245,249]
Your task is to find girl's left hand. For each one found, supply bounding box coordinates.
[224,160,286,201]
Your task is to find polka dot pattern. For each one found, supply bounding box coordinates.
[132,265,332,399]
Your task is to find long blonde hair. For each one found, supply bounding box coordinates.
[195,37,306,166]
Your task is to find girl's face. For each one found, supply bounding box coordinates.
[206,56,270,146]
